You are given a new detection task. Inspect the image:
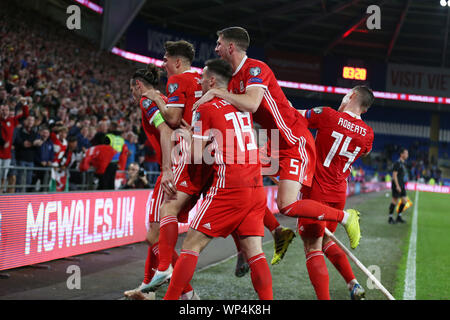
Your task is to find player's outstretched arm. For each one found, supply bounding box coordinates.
[143,89,183,128]
[193,86,264,113]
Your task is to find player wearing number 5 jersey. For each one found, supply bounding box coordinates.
[297,86,374,300]
[194,27,362,251]
[164,59,272,300]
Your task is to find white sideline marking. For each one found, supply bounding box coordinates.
[403,189,419,300]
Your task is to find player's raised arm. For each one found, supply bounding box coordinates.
[193,86,264,113]
[144,88,183,129]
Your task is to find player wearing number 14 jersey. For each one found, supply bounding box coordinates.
[297,86,374,300]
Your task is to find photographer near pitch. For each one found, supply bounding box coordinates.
[122,162,150,189]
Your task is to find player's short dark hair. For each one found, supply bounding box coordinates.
[400,148,408,155]
[164,40,195,64]
[216,27,250,51]
[131,63,160,87]
[353,85,374,110]
[204,59,233,85]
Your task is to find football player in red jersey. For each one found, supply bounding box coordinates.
[194,27,362,255]
[141,40,213,294]
[164,59,272,300]
[124,64,197,300]
[296,86,374,300]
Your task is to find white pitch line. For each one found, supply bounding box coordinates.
[403,188,419,300]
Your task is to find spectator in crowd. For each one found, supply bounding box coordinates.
[121,162,150,189]
[14,115,40,192]
[0,101,29,191]
[124,131,138,169]
[79,136,128,190]
[33,125,54,189]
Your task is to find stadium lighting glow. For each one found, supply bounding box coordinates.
[440,0,449,7]
[73,0,103,14]
[111,47,450,106]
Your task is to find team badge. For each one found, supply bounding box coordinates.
[168,83,178,94]
[240,80,244,92]
[249,67,261,76]
[313,107,323,114]
[142,99,152,110]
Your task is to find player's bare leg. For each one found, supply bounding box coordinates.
[239,235,273,300]
[277,179,361,249]
[322,235,365,300]
[146,191,192,291]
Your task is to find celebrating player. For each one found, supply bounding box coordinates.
[164,58,272,300]
[142,40,214,292]
[194,26,362,250]
[124,63,197,300]
[296,86,374,300]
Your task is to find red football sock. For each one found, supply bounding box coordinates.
[164,250,199,300]
[305,250,330,300]
[263,207,280,232]
[323,241,355,284]
[280,199,344,222]
[158,215,178,271]
[143,243,159,284]
[248,253,273,300]
[171,248,194,294]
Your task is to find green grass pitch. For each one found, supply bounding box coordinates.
[163,190,450,300]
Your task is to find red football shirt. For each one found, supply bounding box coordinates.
[0,105,29,159]
[228,56,308,148]
[139,94,168,166]
[305,107,374,202]
[166,70,202,125]
[192,97,262,189]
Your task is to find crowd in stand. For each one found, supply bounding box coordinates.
[0,1,161,192]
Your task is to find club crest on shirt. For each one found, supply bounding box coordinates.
[240,80,244,92]
[142,99,152,109]
[313,107,323,114]
[168,83,178,94]
[249,67,261,76]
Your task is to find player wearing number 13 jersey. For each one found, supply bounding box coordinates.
[297,86,374,300]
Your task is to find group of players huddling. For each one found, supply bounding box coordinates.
[126,27,374,300]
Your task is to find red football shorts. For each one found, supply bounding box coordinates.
[190,186,266,238]
[270,127,316,187]
[147,172,193,224]
[175,162,214,196]
[297,185,346,238]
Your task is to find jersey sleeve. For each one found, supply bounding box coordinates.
[192,105,212,141]
[166,75,187,108]
[140,97,165,129]
[245,61,272,91]
[364,128,374,154]
[304,106,332,129]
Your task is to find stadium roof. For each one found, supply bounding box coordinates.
[139,0,450,68]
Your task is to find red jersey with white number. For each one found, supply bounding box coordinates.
[192,97,262,189]
[139,94,168,166]
[166,70,202,125]
[305,107,374,202]
[228,56,309,148]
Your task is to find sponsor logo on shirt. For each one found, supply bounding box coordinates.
[168,96,179,103]
[142,99,152,110]
[249,67,261,76]
[248,77,263,84]
[168,83,178,94]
